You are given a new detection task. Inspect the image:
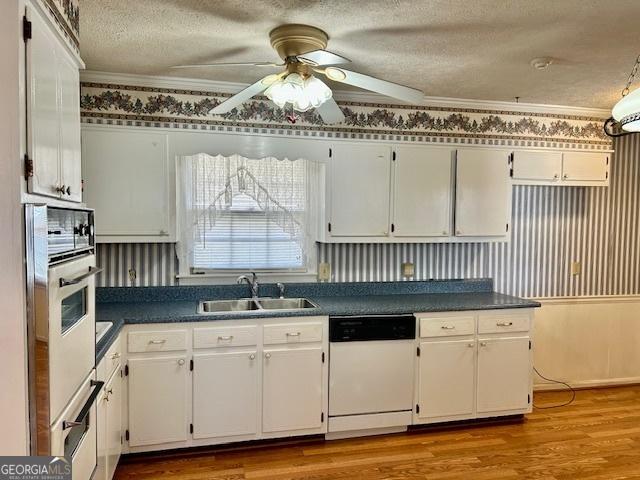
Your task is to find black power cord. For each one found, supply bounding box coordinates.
[532,366,576,409]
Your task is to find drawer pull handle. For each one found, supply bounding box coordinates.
[249,353,256,360]
[148,339,166,344]
[218,335,234,341]
[441,325,456,330]
[286,332,301,337]
[480,342,487,347]
[177,359,185,366]
[468,343,475,348]
[265,352,271,359]
[110,353,120,359]
[496,321,513,327]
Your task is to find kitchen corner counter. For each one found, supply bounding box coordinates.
[95,279,540,331]
[96,318,124,364]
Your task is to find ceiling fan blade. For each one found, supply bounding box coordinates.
[321,68,423,104]
[316,98,345,124]
[297,49,351,66]
[210,76,274,114]
[171,62,283,69]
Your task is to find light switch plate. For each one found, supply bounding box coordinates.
[402,262,415,278]
[318,262,331,282]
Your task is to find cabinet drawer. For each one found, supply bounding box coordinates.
[104,334,122,379]
[478,312,530,334]
[419,316,475,338]
[128,330,187,353]
[193,325,258,349]
[263,322,323,345]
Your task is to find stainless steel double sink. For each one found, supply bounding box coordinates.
[198,297,318,314]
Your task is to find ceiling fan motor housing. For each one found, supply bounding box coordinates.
[269,24,329,60]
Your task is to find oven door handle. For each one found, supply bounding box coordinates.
[62,380,104,430]
[59,267,103,288]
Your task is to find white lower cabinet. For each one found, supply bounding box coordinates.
[477,336,531,414]
[262,347,324,433]
[415,309,533,425]
[192,351,259,439]
[128,355,190,447]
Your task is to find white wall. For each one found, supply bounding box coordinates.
[533,297,640,390]
[0,0,29,455]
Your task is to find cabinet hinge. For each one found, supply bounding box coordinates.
[606,156,609,165]
[190,359,194,371]
[415,404,420,414]
[124,364,129,376]
[416,346,420,357]
[529,340,532,350]
[329,148,332,158]
[322,351,325,363]
[606,171,609,180]
[23,16,32,41]
[120,435,123,445]
[328,222,332,233]
[120,368,123,378]
[528,394,531,404]
[125,430,130,441]
[190,423,194,434]
[321,412,324,423]
[24,154,33,179]
[392,151,396,161]
[506,223,509,233]
[391,223,395,233]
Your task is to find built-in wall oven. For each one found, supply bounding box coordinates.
[328,315,416,436]
[26,205,102,479]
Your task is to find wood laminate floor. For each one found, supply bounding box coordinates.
[115,386,640,479]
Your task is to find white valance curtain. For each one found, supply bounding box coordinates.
[177,153,322,274]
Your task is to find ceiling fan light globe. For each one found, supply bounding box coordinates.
[304,76,333,108]
[612,86,640,131]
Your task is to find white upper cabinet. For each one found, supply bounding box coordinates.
[82,128,172,242]
[512,150,610,186]
[25,2,82,202]
[393,146,453,237]
[455,149,511,237]
[329,143,392,237]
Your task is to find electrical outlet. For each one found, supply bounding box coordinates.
[128,268,137,285]
[318,262,331,282]
[402,262,415,278]
[571,261,581,276]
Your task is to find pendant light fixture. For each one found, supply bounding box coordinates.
[605,54,640,137]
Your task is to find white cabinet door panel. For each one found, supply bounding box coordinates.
[106,371,122,480]
[128,356,189,446]
[512,151,562,181]
[26,5,60,198]
[192,351,258,439]
[393,146,453,237]
[562,152,609,182]
[417,340,475,419]
[455,149,511,237]
[263,347,323,433]
[330,144,391,237]
[58,50,82,202]
[82,129,170,238]
[477,336,531,413]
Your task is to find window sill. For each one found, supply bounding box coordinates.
[177,271,319,285]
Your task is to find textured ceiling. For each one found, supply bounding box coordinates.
[80,0,640,109]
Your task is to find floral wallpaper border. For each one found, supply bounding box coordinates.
[41,0,80,49]
[80,82,612,147]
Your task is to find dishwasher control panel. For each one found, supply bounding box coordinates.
[329,315,416,342]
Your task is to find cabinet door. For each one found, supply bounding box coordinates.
[95,384,108,480]
[192,351,258,439]
[128,356,189,446]
[82,128,171,239]
[477,336,531,413]
[393,146,453,237]
[417,339,475,420]
[562,152,609,182]
[455,149,511,237]
[58,49,82,202]
[263,347,323,433]
[106,371,122,480]
[26,5,60,198]
[330,144,391,237]
[512,151,562,181]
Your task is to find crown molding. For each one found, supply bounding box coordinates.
[80,70,611,119]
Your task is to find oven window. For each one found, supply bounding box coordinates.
[64,412,89,458]
[61,288,87,335]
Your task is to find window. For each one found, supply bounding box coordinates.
[177,153,321,274]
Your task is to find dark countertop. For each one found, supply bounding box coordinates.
[94,279,540,361]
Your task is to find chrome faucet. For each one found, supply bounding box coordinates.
[237,272,259,298]
[276,282,285,299]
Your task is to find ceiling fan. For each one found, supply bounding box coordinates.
[171,24,424,124]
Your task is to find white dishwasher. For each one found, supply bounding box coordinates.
[328,315,416,436]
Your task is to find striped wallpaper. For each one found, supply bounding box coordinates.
[96,135,639,298]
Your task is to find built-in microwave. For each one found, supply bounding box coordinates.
[47,206,95,263]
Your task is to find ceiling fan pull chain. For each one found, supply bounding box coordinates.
[622,54,640,97]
